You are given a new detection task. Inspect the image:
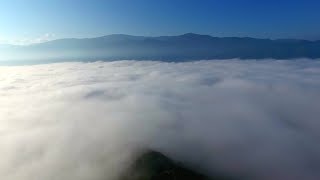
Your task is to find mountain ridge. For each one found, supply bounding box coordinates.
[1,33,320,63]
[11,33,320,47]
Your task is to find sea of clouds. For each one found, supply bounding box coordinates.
[0,59,320,180]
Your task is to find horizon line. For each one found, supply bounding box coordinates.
[2,33,319,46]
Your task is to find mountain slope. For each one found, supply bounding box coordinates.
[119,150,234,180]
[1,33,320,63]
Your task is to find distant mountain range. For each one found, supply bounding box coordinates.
[1,33,320,63]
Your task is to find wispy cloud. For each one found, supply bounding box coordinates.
[0,33,56,45]
[0,60,320,180]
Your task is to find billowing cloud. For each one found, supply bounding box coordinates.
[0,59,320,180]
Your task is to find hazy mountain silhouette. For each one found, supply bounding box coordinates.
[1,33,320,63]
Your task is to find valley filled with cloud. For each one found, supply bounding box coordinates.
[1,59,320,180]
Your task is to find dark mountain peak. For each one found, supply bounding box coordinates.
[180,33,213,39]
[119,150,232,180]
[181,33,202,36]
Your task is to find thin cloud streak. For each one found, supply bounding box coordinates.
[0,33,56,45]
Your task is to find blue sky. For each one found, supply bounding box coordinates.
[1,0,320,44]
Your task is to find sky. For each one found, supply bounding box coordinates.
[1,0,320,44]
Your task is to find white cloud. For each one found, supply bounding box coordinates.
[0,33,56,45]
[0,60,320,180]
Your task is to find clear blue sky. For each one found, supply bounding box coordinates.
[1,0,320,44]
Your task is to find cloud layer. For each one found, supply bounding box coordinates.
[1,60,320,180]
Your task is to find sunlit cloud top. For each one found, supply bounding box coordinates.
[0,60,320,179]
